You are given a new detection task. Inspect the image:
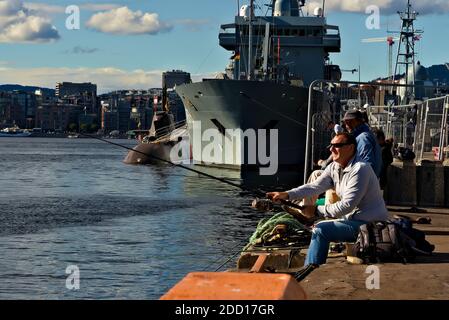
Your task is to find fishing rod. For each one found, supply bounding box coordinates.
[214,248,245,272]
[77,132,305,210]
[77,133,310,276]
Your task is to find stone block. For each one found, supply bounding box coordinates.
[385,161,417,206]
[417,161,445,207]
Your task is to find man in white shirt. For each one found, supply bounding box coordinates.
[267,132,388,279]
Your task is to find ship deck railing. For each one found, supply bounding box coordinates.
[150,120,188,143]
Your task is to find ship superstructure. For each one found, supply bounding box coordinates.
[176,0,341,178]
[220,0,340,85]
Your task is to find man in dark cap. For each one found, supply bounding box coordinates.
[343,109,382,177]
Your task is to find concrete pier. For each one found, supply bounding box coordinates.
[301,206,449,299]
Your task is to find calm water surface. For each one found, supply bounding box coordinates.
[0,137,267,299]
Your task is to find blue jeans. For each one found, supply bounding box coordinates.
[305,219,366,266]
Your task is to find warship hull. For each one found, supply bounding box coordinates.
[176,79,310,175]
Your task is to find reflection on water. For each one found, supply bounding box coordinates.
[0,137,282,299]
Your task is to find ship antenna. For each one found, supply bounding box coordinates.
[392,0,423,103]
[247,0,254,80]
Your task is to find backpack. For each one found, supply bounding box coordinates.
[351,219,434,264]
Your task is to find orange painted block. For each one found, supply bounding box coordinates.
[160,272,307,300]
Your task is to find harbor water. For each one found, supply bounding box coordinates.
[0,137,266,299]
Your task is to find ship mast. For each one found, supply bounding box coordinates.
[247,0,254,80]
[393,0,422,103]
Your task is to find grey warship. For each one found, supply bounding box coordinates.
[176,0,341,177]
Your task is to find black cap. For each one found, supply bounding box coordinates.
[343,109,363,121]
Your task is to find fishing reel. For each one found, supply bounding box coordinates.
[251,198,274,212]
[251,197,318,226]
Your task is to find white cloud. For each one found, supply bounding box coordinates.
[0,66,215,93]
[23,2,122,15]
[308,0,449,15]
[0,0,21,15]
[64,46,100,54]
[80,4,122,12]
[191,72,221,83]
[175,19,210,32]
[0,66,163,93]
[86,6,172,35]
[0,0,59,43]
[23,2,64,14]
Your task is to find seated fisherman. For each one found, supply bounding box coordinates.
[267,132,388,280]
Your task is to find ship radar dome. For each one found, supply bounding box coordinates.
[314,7,323,17]
[240,5,251,19]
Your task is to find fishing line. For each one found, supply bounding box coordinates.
[195,47,217,75]
[77,132,305,210]
[214,247,245,272]
[77,133,307,271]
[201,240,247,272]
[239,91,308,128]
[80,132,251,189]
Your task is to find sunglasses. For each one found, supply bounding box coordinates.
[328,142,352,149]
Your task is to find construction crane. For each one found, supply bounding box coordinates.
[340,69,358,74]
[361,36,399,82]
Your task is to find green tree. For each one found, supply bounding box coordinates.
[80,123,88,132]
[90,123,99,133]
[68,123,78,132]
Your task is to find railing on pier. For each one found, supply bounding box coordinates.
[413,95,449,163]
[305,80,449,182]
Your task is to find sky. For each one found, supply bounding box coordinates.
[0,0,448,93]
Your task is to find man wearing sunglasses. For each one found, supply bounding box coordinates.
[267,132,388,280]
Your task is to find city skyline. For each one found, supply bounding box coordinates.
[0,0,448,93]
[0,71,191,133]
